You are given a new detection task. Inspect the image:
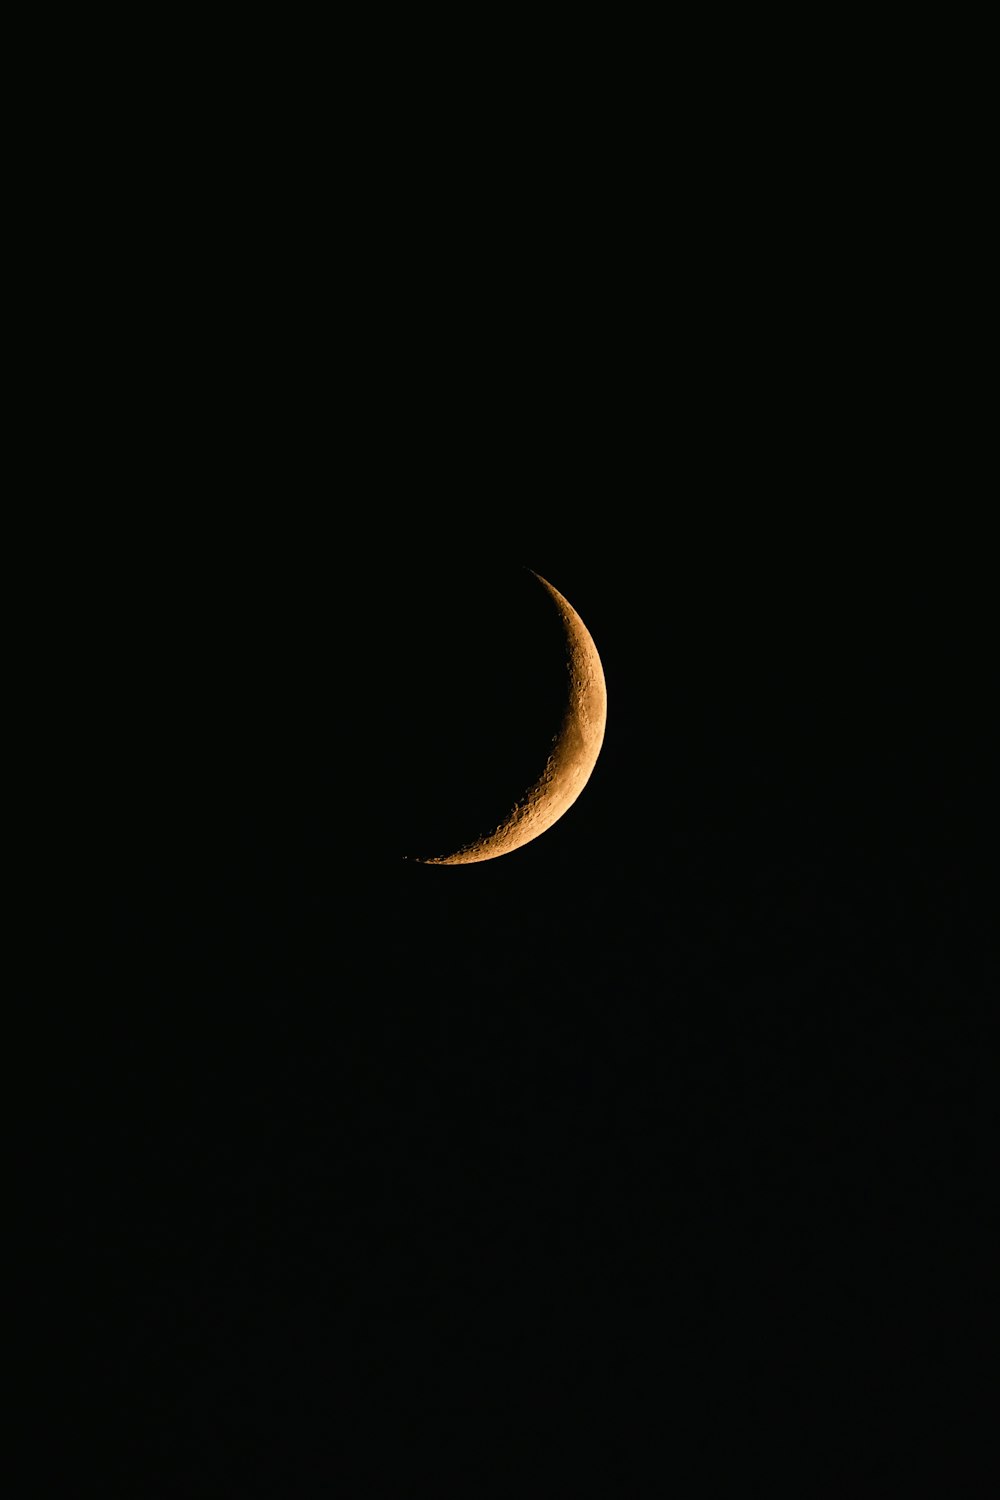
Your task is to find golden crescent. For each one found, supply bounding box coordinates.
[416,571,607,865]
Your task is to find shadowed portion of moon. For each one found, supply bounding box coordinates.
[414,571,607,866]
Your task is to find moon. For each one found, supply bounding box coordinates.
[416,571,607,865]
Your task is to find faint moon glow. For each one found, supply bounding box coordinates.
[416,572,607,865]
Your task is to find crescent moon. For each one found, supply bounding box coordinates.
[416,571,607,865]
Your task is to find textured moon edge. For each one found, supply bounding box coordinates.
[411,571,607,866]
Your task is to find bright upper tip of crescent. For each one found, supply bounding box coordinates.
[414,571,607,866]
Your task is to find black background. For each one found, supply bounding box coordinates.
[20,56,996,1498]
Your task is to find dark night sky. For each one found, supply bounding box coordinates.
[20,63,996,1497]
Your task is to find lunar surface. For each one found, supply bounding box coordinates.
[416,571,607,865]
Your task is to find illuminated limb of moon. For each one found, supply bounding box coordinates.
[416,572,607,865]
